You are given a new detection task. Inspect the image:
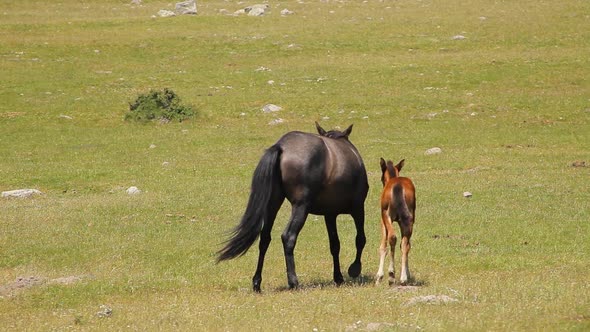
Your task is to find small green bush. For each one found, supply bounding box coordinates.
[125,88,195,123]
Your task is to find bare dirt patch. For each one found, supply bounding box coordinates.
[0,275,89,297]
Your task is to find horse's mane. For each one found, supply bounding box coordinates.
[322,130,348,139]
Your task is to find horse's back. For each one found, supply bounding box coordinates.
[276,131,368,214]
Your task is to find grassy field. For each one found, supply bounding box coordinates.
[1,0,589,330]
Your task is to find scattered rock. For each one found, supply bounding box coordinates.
[157,9,176,17]
[2,189,42,198]
[571,161,586,167]
[149,144,157,149]
[281,9,294,16]
[130,0,142,5]
[269,118,284,125]
[452,35,467,40]
[126,186,141,195]
[97,305,113,318]
[246,4,269,16]
[463,191,473,198]
[262,104,282,113]
[175,0,197,15]
[407,295,458,305]
[424,147,442,155]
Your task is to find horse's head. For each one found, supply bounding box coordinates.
[379,158,405,186]
[315,122,353,140]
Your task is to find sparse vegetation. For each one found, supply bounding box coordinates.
[126,88,195,123]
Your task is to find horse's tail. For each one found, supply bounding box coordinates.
[393,183,412,222]
[217,144,282,262]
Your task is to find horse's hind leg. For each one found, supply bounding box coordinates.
[324,214,344,285]
[252,195,284,292]
[348,207,366,278]
[281,204,309,289]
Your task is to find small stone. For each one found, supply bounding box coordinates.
[269,118,284,125]
[281,9,294,16]
[2,189,42,198]
[126,186,141,195]
[157,9,176,17]
[571,161,586,167]
[149,144,157,149]
[175,0,197,15]
[463,191,473,198]
[452,35,467,40]
[262,104,282,113]
[97,305,113,318]
[424,147,442,155]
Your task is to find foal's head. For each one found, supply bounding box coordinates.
[315,122,353,140]
[379,158,405,186]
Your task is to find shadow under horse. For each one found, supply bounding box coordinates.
[218,122,369,292]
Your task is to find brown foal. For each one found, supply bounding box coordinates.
[375,158,416,286]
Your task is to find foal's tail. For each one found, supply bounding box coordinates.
[393,183,412,222]
[217,144,282,262]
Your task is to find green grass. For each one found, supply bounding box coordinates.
[1,0,589,330]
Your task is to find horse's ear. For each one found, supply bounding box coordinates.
[315,122,327,136]
[343,124,353,137]
[396,159,405,172]
[380,158,387,173]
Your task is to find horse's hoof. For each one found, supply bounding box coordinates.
[347,262,362,278]
[375,274,383,285]
[388,272,395,286]
[334,274,345,286]
[288,277,299,290]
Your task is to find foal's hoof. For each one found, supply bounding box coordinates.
[347,262,362,278]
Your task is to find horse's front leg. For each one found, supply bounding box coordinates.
[281,204,308,289]
[324,214,344,285]
[348,207,366,278]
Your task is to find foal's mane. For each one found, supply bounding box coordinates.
[386,161,398,178]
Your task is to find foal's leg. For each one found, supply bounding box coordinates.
[375,210,388,285]
[347,207,366,278]
[281,204,309,289]
[387,223,398,285]
[399,217,413,285]
[376,209,396,285]
[324,214,344,285]
[252,196,284,292]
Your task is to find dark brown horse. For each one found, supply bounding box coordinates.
[375,158,416,286]
[218,122,369,292]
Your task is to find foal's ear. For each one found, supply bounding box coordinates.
[315,121,327,136]
[343,124,353,137]
[395,159,405,172]
[380,158,387,173]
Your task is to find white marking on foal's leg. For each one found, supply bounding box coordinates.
[400,237,411,285]
[375,247,386,285]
